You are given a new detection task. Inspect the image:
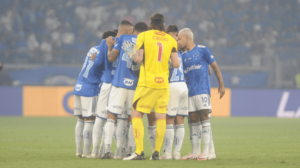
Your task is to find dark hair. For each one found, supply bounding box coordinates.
[166,25,178,34]
[120,20,133,26]
[134,22,148,32]
[102,31,117,39]
[149,13,165,31]
[113,29,118,33]
[0,62,2,71]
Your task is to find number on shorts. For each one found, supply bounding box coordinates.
[157,42,163,62]
[201,97,207,103]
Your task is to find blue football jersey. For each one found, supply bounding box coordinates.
[73,46,102,97]
[96,38,119,84]
[169,52,186,83]
[111,34,141,90]
[182,45,216,97]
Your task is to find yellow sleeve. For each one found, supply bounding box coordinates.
[136,32,145,50]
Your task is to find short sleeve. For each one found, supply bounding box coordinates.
[136,32,145,50]
[94,40,105,66]
[204,47,215,65]
[113,36,122,51]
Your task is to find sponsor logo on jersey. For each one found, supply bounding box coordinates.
[75,84,82,91]
[155,32,165,36]
[152,36,169,42]
[184,65,202,73]
[210,55,214,59]
[132,38,137,43]
[154,77,164,83]
[124,78,134,86]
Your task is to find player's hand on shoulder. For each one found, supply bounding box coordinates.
[106,36,116,47]
[218,85,225,99]
[90,52,96,61]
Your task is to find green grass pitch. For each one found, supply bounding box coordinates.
[0,117,299,168]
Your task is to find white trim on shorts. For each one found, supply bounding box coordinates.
[74,95,97,118]
[167,82,188,117]
[188,94,212,112]
[96,83,112,119]
[107,85,135,119]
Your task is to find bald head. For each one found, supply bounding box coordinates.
[179,28,194,41]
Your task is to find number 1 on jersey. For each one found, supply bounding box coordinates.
[157,42,163,62]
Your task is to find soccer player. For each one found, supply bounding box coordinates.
[159,25,188,160]
[101,22,148,159]
[123,13,180,160]
[90,21,133,158]
[73,44,103,158]
[177,28,225,161]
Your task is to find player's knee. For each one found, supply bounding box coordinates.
[189,112,200,123]
[107,111,117,121]
[77,115,84,120]
[166,115,175,125]
[84,116,95,121]
[199,109,209,121]
[175,115,185,125]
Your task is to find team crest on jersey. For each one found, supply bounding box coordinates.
[132,38,137,43]
[154,77,164,83]
[124,78,134,86]
[75,84,82,91]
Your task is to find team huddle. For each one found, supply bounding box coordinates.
[73,13,225,161]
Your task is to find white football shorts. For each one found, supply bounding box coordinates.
[107,85,134,118]
[74,95,97,118]
[96,83,112,119]
[167,82,188,117]
[188,94,212,112]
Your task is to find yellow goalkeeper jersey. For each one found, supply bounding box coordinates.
[135,30,177,89]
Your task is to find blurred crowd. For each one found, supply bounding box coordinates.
[0,0,300,69]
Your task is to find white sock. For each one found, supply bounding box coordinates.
[115,119,127,156]
[164,124,174,153]
[191,122,201,155]
[128,122,135,155]
[103,119,116,154]
[92,117,105,155]
[174,124,185,152]
[148,125,156,151]
[188,117,193,151]
[209,124,215,154]
[123,123,130,152]
[75,119,84,154]
[83,120,94,155]
[113,122,117,146]
[201,120,211,155]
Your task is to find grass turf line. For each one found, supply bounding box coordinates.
[0,117,299,168]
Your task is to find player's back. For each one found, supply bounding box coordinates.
[111,34,140,90]
[73,46,102,97]
[169,52,185,83]
[136,30,177,89]
[98,38,119,84]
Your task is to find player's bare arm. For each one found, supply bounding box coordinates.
[209,65,212,75]
[210,61,225,99]
[106,36,116,56]
[133,49,144,63]
[108,49,120,62]
[170,52,180,68]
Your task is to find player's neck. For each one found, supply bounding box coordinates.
[187,42,196,51]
